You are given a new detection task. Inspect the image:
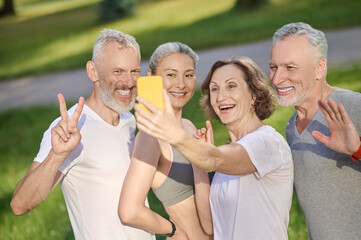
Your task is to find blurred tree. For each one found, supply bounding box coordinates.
[234,0,268,10]
[99,0,137,22]
[0,0,15,16]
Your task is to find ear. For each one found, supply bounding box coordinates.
[86,61,100,83]
[316,58,327,81]
[147,69,152,76]
[251,94,256,105]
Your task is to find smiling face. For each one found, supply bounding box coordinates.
[209,64,254,125]
[97,42,141,113]
[269,35,323,107]
[154,53,196,111]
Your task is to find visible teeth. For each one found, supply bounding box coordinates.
[117,89,130,95]
[170,92,185,96]
[278,87,293,93]
[220,105,235,110]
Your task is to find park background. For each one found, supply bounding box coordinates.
[1,0,361,239]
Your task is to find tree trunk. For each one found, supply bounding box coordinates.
[0,0,15,16]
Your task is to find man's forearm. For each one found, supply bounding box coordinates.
[11,150,65,215]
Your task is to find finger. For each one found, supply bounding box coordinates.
[311,130,330,146]
[58,120,70,139]
[193,132,200,139]
[67,97,85,133]
[136,96,159,114]
[134,103,154,122]
[136,120,163,141]
[206,120,213,130]
[194,129,202,138]
[52,125,69,143]
[57,93,69,121]
[136,121,148,136]
[337,102,352,124]
[162,89,173,113]
[195,128,207,140]
[206,120,214,144]
[327,98,342,121]
[318,99,336,121]
[134,105,157,131]
[318,99,332,122]
[72,97,85,122]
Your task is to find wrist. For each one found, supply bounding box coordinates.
[161,220,176,238]
[171,128,189,146]
[49,149,69,162]
[350,137,361,163]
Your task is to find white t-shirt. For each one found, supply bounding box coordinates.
[209,125,293,240]
[34,104,154,240]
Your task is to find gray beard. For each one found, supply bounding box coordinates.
[99,79,136,113]
[277,84,313,107]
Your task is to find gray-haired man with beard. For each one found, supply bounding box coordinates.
[10,29,155,240]
[269,22,361,240]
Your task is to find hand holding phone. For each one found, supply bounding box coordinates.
[137,76,164,113]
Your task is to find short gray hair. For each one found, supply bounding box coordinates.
[149,42,199,74]
[92,28,140,64]
[272,22,328,61]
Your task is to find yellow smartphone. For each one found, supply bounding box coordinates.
[137,76,164,113]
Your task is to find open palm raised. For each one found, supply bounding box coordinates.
[311,98,360,156]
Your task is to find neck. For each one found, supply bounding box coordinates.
[295,84,333,133]
[226,113,264,142]
[85,90,120,126]
[173,107,183,124]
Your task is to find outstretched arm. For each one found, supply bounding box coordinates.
[135,90,256,175]
[11,94,84,215]
[311,98,360,160]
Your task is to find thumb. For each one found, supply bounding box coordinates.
[205,120,214,144]
[206,120,213,130]
[311,130,329,145]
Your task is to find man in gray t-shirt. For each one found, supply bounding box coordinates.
[269,22,361,240]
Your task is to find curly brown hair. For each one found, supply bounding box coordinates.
[200,57,275,121]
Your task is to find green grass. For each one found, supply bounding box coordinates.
[1,0,361,238]
[1,63,361,239]
[1,0,361,80]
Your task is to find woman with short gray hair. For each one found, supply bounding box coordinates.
[119,42,211,240]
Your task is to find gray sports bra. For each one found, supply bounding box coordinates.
[152,121,195,207]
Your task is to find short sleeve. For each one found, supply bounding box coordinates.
[238,127,288,179]
[33,104,82,175]
[34,117,61,163]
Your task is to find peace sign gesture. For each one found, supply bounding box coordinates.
[51,93,84,158]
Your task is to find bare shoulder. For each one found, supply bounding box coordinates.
[135,130,160,147]
[133,130,161,165]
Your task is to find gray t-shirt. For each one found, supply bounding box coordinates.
[286,87,361,240]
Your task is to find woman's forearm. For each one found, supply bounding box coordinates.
[192,165,213,235]
[119,203,174,235]
[171,129,219,172]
